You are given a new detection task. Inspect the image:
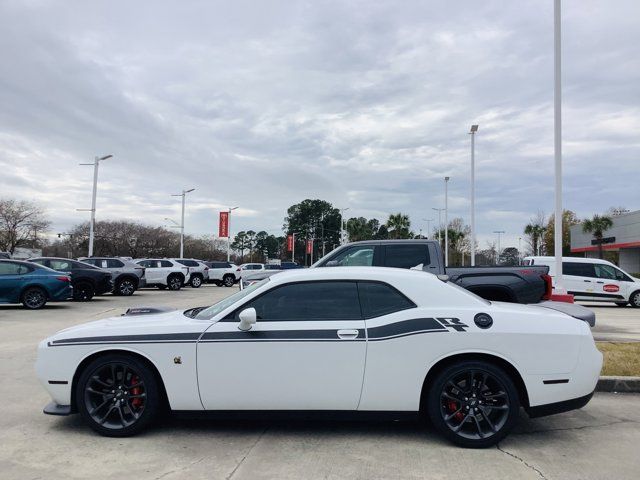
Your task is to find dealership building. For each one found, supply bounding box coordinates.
[570,209,640,273]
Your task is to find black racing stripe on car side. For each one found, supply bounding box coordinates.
[366,318,447,339]
[200,329,366,342]
[49,332,202,346]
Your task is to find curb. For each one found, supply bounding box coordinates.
[596,376,640,393]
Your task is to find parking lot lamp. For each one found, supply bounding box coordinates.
[171,188,195,258]
[291,232,297,262]
[226,206,239,262]
[432,208,444,243]
[553,0,565,294]
[78,154,112,257]
[422,218,434,239]
[444,177,450,267]
[493,230,505,264]
[469,125,478,266]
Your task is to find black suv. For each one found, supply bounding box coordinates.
[28,257,113,301]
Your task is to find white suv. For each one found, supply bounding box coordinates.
[523,256,640,307]
[135,259,191,291]
[172,259,209,288]
[238,263,265,279]
[204,261,238,287]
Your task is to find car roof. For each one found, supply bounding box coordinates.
[524,256,613,265]
[265,266,438,285]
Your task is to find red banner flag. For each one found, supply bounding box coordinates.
[219,211,229,238]
[306,239,313,255]
[287,234,294,252]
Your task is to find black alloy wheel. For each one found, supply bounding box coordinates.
[22,287,47,309]
[73,283,94,301]
[427,361,519,448]
[190,275,203,288]
[167,275,182,291]
[76,354,159,436]
[223,275,235,287]
[116,278,136,296]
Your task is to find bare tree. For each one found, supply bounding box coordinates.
[0,199,50,254]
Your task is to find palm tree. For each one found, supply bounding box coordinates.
[524,223,546,255]
[582,215,613,259]
[386,213,411,239]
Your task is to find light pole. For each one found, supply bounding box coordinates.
[171,188,195,258]
[553,0,565,294]
[291,232,297,262]
[444,177,450,267]
[339,207,349,244]
[226,206,239,261]
[79,154,112,257]
[518,236,522,263]
[422,218,434,239]
[469,124,478,266]
[493,230,505,265]
[432,208,444,242]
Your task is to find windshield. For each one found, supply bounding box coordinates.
[194,278,269,320]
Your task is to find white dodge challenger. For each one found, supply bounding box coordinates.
[36,267,602,448]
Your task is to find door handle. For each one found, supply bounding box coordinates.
[584,280,591,282]
[596,281,604,284]
[337,329,359,339]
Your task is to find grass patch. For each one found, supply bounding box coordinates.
[596,342,640,376]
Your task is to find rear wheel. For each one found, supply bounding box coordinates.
[630,291,640,308]
[21,287,47,309]
[190,274,203,288]
[223,275,235,287]
[426,361,520,448]
[76,353,160,437]
[73,283,94,301]
[167,274,182,291]
[115,278,136,296]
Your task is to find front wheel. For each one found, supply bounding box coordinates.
[76,354,160,437]
[22,287,47,309]
[630,291,640,308]
[426,361,520,448]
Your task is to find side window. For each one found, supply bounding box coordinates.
[240,281,361,321]
[107,259,124,268]
[0,262,22,275]
[384,244,430,269]
[563,262,595,277]
[330,246,374,266]
[358,281,416,318]
[613,268,632,282]
[594,264,618,280]
[139,260,156,268]
[49,260,74,271]
[160,260,174,268]
[17,264,32,274]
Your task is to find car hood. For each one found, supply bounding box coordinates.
[45,308,209,344]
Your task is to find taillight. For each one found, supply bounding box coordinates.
[56,276,71,282]
[541,274,553,300]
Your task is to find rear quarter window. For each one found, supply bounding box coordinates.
[358,281,416,318]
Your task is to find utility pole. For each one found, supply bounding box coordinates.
[422,218,434,239]
[444,177,450,267]
[553,0,565,293]
[432,208,444,243]
[469,124,478,266]
[291,232,297,262]
[171,188,195,258]
[226,206,239,262]
[78,154,112,257]
[493,230,505,265]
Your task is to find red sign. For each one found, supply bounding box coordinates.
[219,211,229,238]
[287,234,294,252]
[306,239,313,255]
[603,284,620,293]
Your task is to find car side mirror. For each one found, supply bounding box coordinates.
[325,260,339,267]
[238,308,257,331]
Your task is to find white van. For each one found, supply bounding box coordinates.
[523,256,640,307]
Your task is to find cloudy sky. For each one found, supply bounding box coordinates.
[1,0,638,250]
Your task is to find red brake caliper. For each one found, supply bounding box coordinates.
[447,400,464,421]
[130,375,143,408]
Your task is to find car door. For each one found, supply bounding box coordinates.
[593,264,626,302]
[197,280,367,410]
[562,262,596,300]
[139,260,162,283]
[0,262,26,302]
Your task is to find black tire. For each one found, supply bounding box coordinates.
[76,353,160,437]
[115,278,136,296]
[615,302,628,307]
[223,275,235,287]
[167,274,182,291]
[73,283,95,302]
[190,274,203,288]
[426,361,520,448]
[21,287,48,309]
[630,291,640,308]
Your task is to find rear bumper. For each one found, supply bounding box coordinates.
[526,390,594,418]
[43,401,71,416]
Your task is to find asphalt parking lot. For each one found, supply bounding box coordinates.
[1,286,639,479]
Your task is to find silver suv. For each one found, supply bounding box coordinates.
[79,257,146,296]
[171,259,209,288]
